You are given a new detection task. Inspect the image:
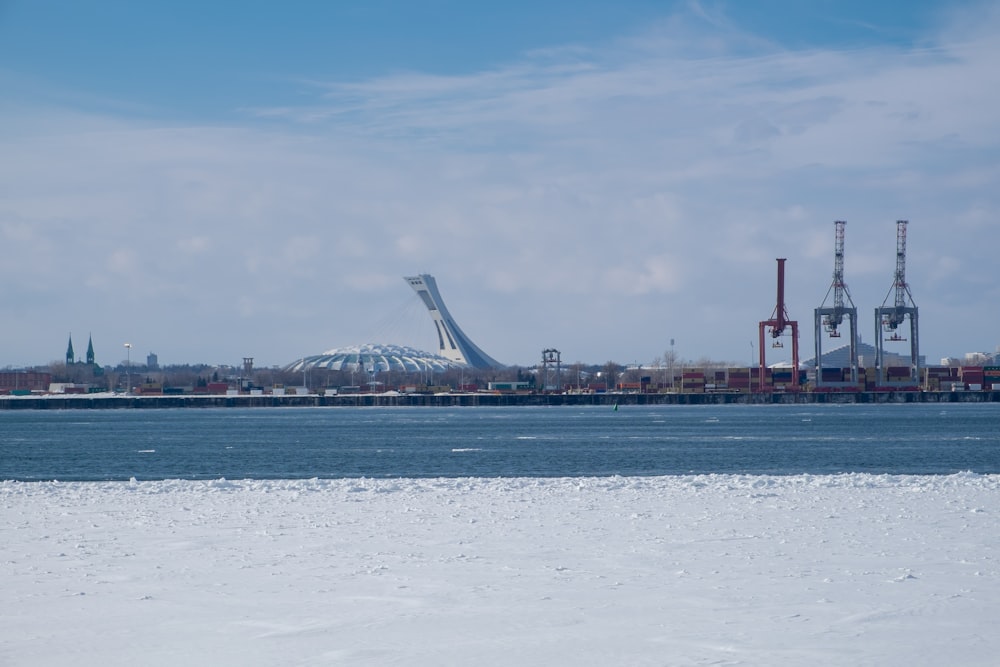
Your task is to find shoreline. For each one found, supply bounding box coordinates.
[2,389,999,409]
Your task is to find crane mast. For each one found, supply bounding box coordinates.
[830,220,848,319]
[886,220,915,323]
[773,257,790,336]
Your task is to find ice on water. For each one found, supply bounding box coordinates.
[3,473,999,666]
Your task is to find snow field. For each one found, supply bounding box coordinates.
[2,474,999,666]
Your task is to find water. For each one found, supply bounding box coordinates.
[2,403,999,481]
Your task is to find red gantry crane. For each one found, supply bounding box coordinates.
[759,258,799,391]
[814,221,859,387]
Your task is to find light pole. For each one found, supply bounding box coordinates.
[123,343,132,395]
[669,338,675,392]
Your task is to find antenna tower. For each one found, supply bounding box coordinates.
[875,221,919,386]
[814,221,858,386]
[758,258,800,391]
[541,348,561,392]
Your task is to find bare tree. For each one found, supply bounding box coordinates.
[601,361,621,391]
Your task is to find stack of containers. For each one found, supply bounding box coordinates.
[771,368,793,391]
[727,368,751,392]
[960,366,985,391]
[681,371,705,393]
[924,366,958,391]
[984,366,1000,391]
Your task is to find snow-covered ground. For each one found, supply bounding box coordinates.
[3,474,999,666]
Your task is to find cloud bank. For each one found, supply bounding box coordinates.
[1,3,998,367]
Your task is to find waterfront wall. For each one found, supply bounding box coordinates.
[2,391,999,409]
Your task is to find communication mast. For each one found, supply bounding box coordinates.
[541,348,561,392]
[814,221,858,386]
[875,221,919,386]
[758,258,800,391]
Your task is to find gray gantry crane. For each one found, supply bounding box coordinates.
[875,220,920,386]
[814,221,859,387]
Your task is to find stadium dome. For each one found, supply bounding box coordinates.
[283,343,464,374]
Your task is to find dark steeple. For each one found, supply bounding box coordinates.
[86,334,96,365]
[66,334,75,365]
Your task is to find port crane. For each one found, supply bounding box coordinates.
[758,258,799,391]
[814,221,858,386]
[875,220,920,385]
[541,348,561,392]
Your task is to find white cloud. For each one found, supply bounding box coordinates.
[177,236,211,254]
[1,3,999,366]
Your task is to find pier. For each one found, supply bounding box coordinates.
[2,390,998,410]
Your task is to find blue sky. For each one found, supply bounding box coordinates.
[1,0,997,369]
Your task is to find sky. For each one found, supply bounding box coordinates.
[1,0,998,369]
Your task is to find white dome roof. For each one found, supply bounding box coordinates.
[283,343,464,374]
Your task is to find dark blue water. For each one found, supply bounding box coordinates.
[2,403,999,481]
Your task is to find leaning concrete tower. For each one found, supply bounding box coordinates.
[404,274,503,369]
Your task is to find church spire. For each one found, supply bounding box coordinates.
[66,334,75,365]
[86,334,95,365]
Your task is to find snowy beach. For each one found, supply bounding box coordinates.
[3,473,999,666]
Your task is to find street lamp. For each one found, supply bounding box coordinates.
[669,338,675,392]
[123,343,132,395]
